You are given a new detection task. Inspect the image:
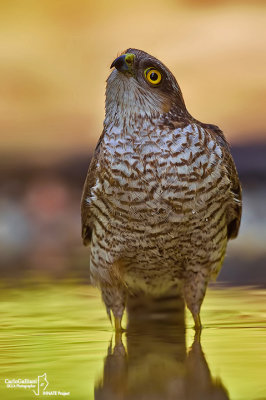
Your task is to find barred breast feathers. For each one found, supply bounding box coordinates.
[82,60,241,247]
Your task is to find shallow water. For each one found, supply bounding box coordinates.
[0,284,265,400]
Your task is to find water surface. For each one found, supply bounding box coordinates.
[0,284,265,400]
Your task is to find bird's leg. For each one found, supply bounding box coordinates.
[192,312,202,331]
[114,316,123,333]
[115,331,122,347]
[101,282,126,332]
[183,270,208,331]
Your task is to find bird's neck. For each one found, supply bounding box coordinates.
[104,74,190,134]
[104,74,164,132]
[104,99,160,133]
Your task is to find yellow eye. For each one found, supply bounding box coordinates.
[144,68,162,85]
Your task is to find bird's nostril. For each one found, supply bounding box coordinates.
[111,54,135,71]
[125,54,135,65]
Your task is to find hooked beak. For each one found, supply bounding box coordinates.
[110,53,135,74]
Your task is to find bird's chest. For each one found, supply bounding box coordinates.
[99,129,182,207]
[92,125,226,228]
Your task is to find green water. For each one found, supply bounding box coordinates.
[0,284,265,400]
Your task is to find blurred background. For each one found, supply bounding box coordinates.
[0,0,265,284]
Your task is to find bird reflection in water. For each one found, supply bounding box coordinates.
[95,293,230,400]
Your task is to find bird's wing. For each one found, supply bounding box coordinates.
[223,147,242,239]
[81,131,105,246]
[204,123,242,239]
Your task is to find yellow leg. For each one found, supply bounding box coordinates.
[115,331,123,347]
[193,313,202,331]
[194,327,202,342]
[114,316,123,333]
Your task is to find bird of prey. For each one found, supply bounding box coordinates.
[81,48,242,331]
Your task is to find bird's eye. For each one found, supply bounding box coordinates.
[144,68,162,85]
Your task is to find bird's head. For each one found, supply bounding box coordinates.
[105,48,187,126]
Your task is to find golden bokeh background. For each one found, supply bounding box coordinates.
[0,0,265,284]
[1,0,266,161]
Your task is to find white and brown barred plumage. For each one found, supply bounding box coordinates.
[81,48,242,330]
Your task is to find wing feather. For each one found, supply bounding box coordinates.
[81,131,104,246]
[203,123,242,239]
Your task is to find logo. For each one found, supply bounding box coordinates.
[33,373,49,395]
[4,373,70,396]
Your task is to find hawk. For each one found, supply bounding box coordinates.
[81,48,242,331]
